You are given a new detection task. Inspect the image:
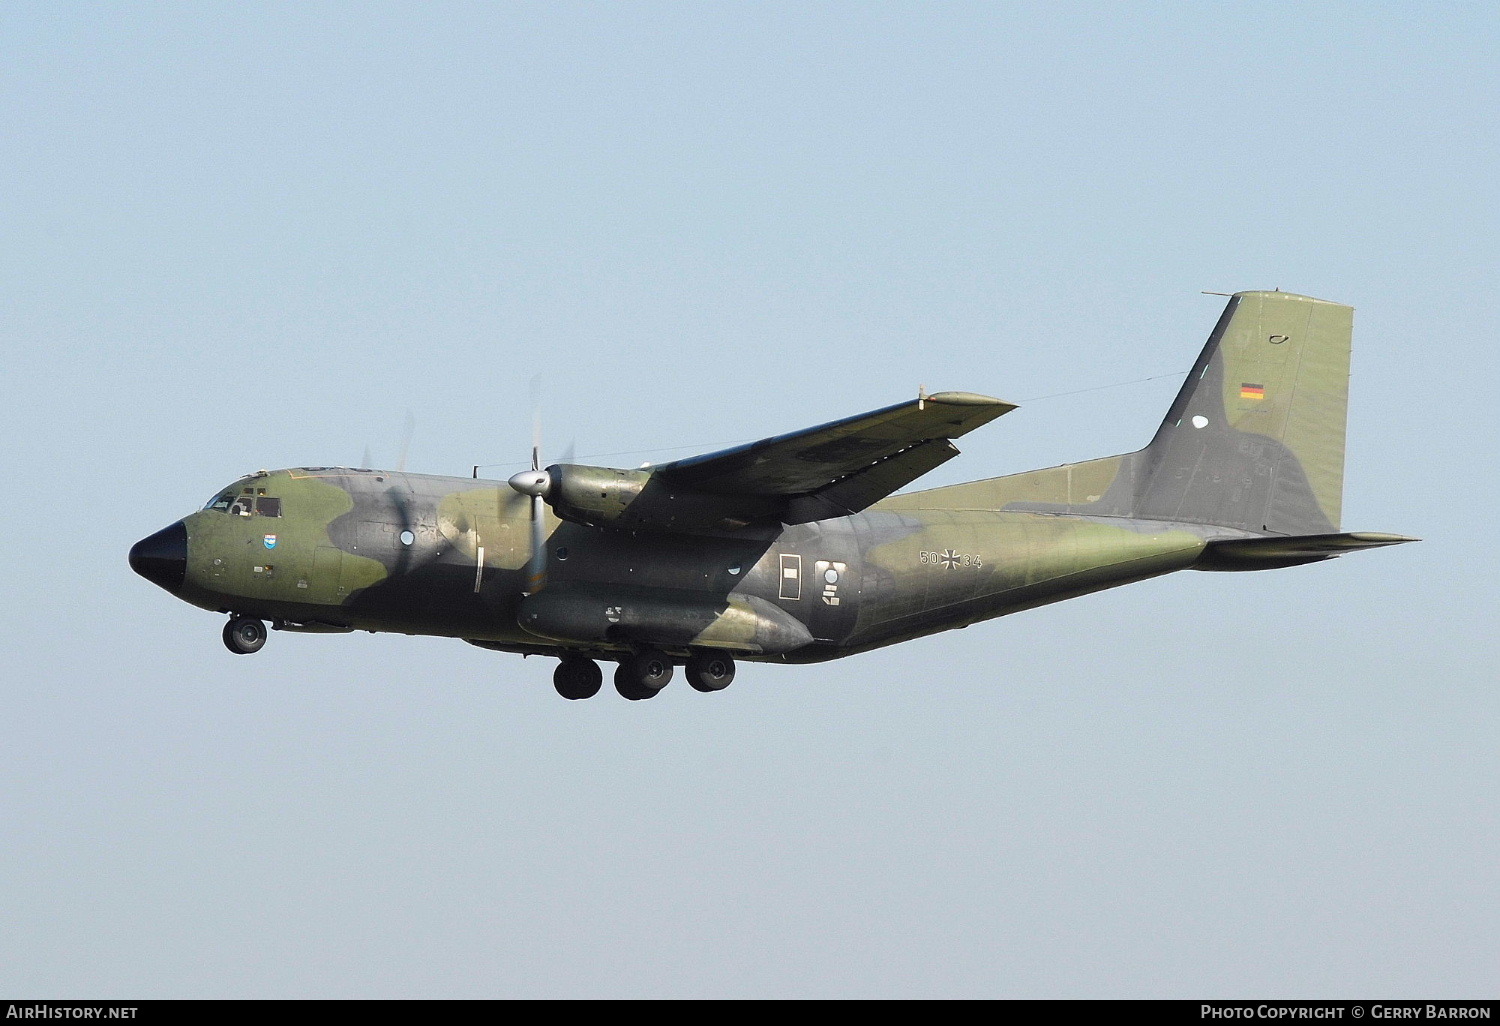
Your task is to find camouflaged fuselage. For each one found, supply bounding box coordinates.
[171,465,1217,663]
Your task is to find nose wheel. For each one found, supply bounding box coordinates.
[223,616,267,655]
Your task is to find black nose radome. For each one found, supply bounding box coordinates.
[129,521,187,593]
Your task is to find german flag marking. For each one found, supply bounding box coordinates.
[1240,383,1266,400]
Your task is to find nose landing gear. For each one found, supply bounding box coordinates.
[223,616,267,655]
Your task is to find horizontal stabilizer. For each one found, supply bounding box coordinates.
[1197,531,1418,571]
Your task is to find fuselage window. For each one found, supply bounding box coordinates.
[228,496,255,516]
[255,497,282,518]
[205,492,234,512]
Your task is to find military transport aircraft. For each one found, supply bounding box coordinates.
[130,291,1415,700]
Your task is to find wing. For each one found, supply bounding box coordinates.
[656,391,1016,524]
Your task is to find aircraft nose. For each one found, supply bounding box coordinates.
[129,520,188,593]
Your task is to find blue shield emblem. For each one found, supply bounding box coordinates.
[263,534,278,550]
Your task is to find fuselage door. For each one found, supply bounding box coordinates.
[309,545,346,604]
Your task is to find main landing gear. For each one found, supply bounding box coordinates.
[222,615,267,655]
[553,656,603,700]
[550,650,737,700]
[685,652,735,692]
[614,649,673,701]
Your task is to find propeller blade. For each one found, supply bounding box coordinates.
[508,465,551,595]
[527,493,547,594]
[530,374,544,472]
[514,384,551,594]
[397,410,415,472]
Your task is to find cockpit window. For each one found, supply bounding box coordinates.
[205,489,283,516]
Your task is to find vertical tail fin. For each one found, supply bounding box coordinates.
[1134,291,1352,534]
[879,290,1355,537]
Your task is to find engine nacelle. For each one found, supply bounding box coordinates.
[546,464,778,533]
[547,464,649,525]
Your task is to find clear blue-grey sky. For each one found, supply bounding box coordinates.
[2,1,1494,998]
